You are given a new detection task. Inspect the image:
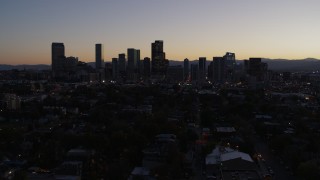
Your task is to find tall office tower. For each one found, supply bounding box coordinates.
[143,57,151,79]
[112,58,118,80]
[118,53,126,81]
[184,58,189,80]
[151,40,167,75]
[224,52,236,62]
[191,64,199,83]
[95,44,104,69]
[199,57,207,82]
[127,48,139,80]
[134,49,142,76]
[212,57,225,83]
[223,52,236,82]
[136,49,141,74]
[118,53,126,72]
[247,58,268,81]
[52,43,65,76]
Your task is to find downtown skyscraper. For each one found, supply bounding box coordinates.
[151,40,168,76]
[95,44,104,69]
[212,57,225,83]
[184,58,189,80]
[199,57,206,83]
[127,48,140,81]
[118,53,126,80]
[51,42,65,77]
[118,53,126,72]
[223,52,236,82]
[143,57,151,79]
[112,58,118,80]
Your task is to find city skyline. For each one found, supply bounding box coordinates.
[1,0,320,65]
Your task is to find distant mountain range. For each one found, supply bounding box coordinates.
[261,58,320,71]
[1,58,320,72]
[170,58,320,72]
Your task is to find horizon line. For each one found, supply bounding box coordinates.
[1,57,320,66]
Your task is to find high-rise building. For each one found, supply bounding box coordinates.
[199,57,206,82]
[143,57,151,79]
[118,53,126,80]
[191,64,199,83]
[244,58,269,89]
[95,44,104,69]
[118,53,126,72]
[208,61,214,82]
[112,58,118,80]
[224,52,236,61]
[127,48,139,80]
[151,40,167,75]
[212,57,225,83]
[135,49,143,77]
[223,52,236,82]
[184,58,189,80]
[246,58,268,81]
[136,49,141,73]
[51,42,65,76]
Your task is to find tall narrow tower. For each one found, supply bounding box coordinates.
[51,42,65,76]
[118,53,126,73]
[184,58,189,80]
[95,44,104,69]
[199,57,206,82]
[151,40,167,75]
[127,48,139,80]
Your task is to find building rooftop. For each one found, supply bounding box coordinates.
[131,167,150,176]
[206,146,235,165]
[221,151,253,162]
[216,127,236,133]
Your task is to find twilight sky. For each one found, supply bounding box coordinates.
[1,0,320,65]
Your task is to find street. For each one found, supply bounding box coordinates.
[254,137,296,180]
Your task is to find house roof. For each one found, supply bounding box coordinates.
[205,146,235,165]
[221,151,253,162]
[131,167,150,176]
